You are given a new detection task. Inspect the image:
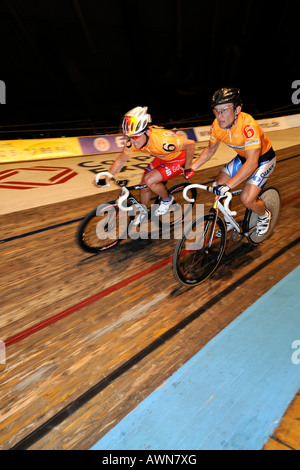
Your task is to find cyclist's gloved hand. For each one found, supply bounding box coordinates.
[183,168,195,180]
[94,177,110,188]
[213,184,231,196]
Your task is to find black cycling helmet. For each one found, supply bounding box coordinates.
[211,87,242,108]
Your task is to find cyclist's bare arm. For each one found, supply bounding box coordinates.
[181,138,196,168]
[225,148,260,189]
[106,148,131,183]
[192,140,220,171]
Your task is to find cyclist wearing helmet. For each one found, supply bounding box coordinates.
[192,88,276,236]
[105,106,195,223]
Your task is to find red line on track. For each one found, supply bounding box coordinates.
[4,193,300,349]
[281,194,300,206]
[4,255,173,348]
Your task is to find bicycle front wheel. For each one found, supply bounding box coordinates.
[245,186,281,246]
[173,211,226,286]
[77,201,129,253]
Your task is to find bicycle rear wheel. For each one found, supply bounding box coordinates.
[173,211,226,286]
[77,201,130,253]
[244,186,281,246]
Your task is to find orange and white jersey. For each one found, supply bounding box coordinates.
[123,126,185,161]
[210,112,272,158]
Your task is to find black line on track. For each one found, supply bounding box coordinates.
[267,435,296,451]
[9,235,300,450]
[0,218,84,244]
[1,154,299,245]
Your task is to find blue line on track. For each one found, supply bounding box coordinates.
[91,265,300,450]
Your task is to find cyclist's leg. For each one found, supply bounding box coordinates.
[215,156,243,185]
[141,153,186,206]
[240,157,276,215]
[140,159,169,207]
[240,183,266,215]
[241,157,276,235]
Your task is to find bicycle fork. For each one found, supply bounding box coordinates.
[206,197,221,249]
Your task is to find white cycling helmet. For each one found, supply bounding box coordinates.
[122,106,151,137]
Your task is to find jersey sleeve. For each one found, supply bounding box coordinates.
[209,121,219,144]
[123,138,136,155]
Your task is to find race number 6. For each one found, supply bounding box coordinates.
[163,143,176,152]
[243,125,255,139]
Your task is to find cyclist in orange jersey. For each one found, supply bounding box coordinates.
[104,106,195,223]
[192,88,276,236]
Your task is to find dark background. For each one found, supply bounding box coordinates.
[0,0,299,137]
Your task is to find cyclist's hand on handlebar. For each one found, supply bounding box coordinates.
[94,171,113,188]
[94,175,111,188]
[95,178,109,187]
[183,168,195,180]
[213,184,231,196]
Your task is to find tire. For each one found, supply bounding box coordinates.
[173,211,226,286]
[77,200,130,253]
[244,186,281,246]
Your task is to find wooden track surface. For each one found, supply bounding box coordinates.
[0,145,300,450]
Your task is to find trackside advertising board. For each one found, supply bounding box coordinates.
[0,115,299,164]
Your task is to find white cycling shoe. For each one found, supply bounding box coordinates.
[155,196,174,216]
[256,209,272,236]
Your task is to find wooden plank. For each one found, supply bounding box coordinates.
[264,393,300,450]
[0,145,299,449]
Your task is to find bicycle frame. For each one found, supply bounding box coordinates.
[217,190,242,234]
[183,183,254,240]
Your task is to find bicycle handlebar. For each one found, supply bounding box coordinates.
[183,183,213,202]
[223,192,237,216]
[94,171,114,187]
[183,183,237,216]
[94,171,133,212]
[118,186,133,212]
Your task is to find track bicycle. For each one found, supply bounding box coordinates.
[77,172,198,254]
[173,184,281,286]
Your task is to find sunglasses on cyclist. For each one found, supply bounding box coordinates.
[126,133,145,140]
[213,105,234,116]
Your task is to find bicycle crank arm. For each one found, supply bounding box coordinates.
[244,226,257,238]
